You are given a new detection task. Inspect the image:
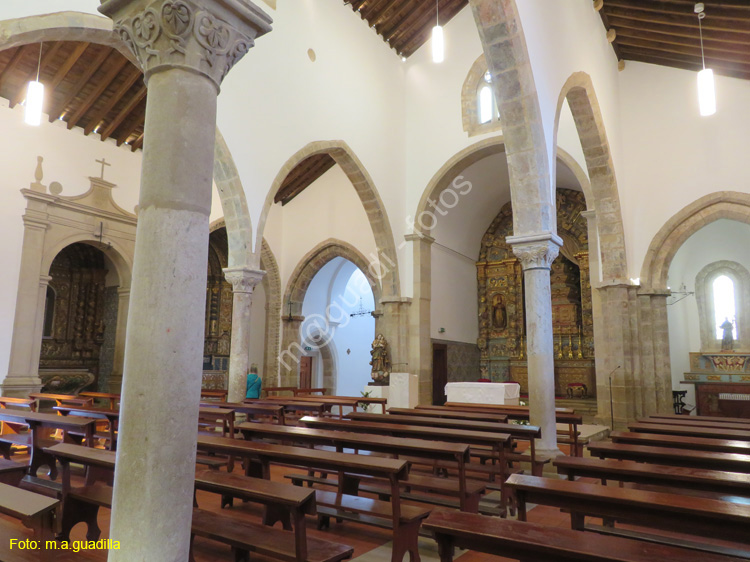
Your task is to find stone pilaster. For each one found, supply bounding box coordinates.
[223,267,265,402]
[406,232,434,405]
[108,287,131,394]
[278,315,304,387]
[1,213,49,396]
[508,232,562,456]
[97,0,271,559]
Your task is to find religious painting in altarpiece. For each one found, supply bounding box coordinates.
[477,189,595,398]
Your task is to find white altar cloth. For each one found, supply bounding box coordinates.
[444,382,520,405]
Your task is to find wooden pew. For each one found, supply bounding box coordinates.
[388,407,508,424]
[627,422,750,441]
[554,455,750,498]
[192,470,353,562]
[79,391,120,410]
[0,517,57,561]
[237,422,485,513]
[197,406,236,471]
[588,441,750,473]
[245,398,327,418]
[293,387,327,396]
[507,473,750,557]
[638,416,750,431]
[299,415,511,471]
[263,396,361,419]
[262,386,298,397]
[422,403,584,455]
[0,398,36,455]
[0,410,96,479]
[0,458,26,486]
[28,393,93,410]
[423,509,746,562]
[649,413,750,426]
[44,443,116,541]
[340,412,543,476]
[197,435,430,562]
[201,401,286,425]
[199,389,228,402]
[54,405,119,451]
[611,431,750,455]
[0,482,59,544]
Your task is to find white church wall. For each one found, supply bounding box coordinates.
[619,62,750,281]
[430,244,478,344]
[666,219,750,406]
[265,165,379,300]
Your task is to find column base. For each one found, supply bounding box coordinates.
[0,376,43,397]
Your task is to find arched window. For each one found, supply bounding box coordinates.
[695,261,750,351]
[477,71,499,125]
[462,55,502,137]
[713,275,737,340]
[42,286,55,338]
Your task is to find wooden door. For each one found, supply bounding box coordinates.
[432,343,448,405]
[299,356,313,389]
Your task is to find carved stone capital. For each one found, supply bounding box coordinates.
[99,0,273,89]
[223,266,265,294]
[508,232,562,271]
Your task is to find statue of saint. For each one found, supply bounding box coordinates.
[370,333,391,385]
[721,318,735,351]
[492,294,507,330]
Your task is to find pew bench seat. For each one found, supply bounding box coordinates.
[423,509,748,562]
[190,508,354,562]
[0,458,27,486]
[286,470,485,512]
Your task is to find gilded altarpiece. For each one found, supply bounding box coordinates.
[41,243,108,389]
[203,228,234,376]
[477,189,596,397]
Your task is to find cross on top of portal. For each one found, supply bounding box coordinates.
[96,158,111,180]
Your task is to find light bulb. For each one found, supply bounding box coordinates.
[431,25,444,64]
[697,68,716,117]
[24,80,44,126]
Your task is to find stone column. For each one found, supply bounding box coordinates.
[279,316,304,387]
[223,267,265,402]
[508,232,562,456]
[108,287,130,394]
[97,1,271,559]
[406,233,434,405]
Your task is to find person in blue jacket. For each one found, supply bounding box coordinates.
[245,365,262,399]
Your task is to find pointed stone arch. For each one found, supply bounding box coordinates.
[554,71,628,284]
[278,239,382,387]
[641,192,750,292]
[260,141,400,299]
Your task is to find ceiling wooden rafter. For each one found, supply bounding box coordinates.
[275,154,337,206]
[0,40,146,152]
[597,0,750,81]
[343,0,468,58]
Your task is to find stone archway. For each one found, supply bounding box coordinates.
[554,72,628,285]
[278,239,382,387]
[259,140,400,299]
[641,192,750,291]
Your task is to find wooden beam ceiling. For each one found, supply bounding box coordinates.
[0,41,146,152]
[598,0,750,81]
[343,0,468,58]
[274,154,337,206]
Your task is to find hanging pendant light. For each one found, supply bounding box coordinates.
[432,0,444,63]
[695,3,716,117]
[24,43,44,126]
